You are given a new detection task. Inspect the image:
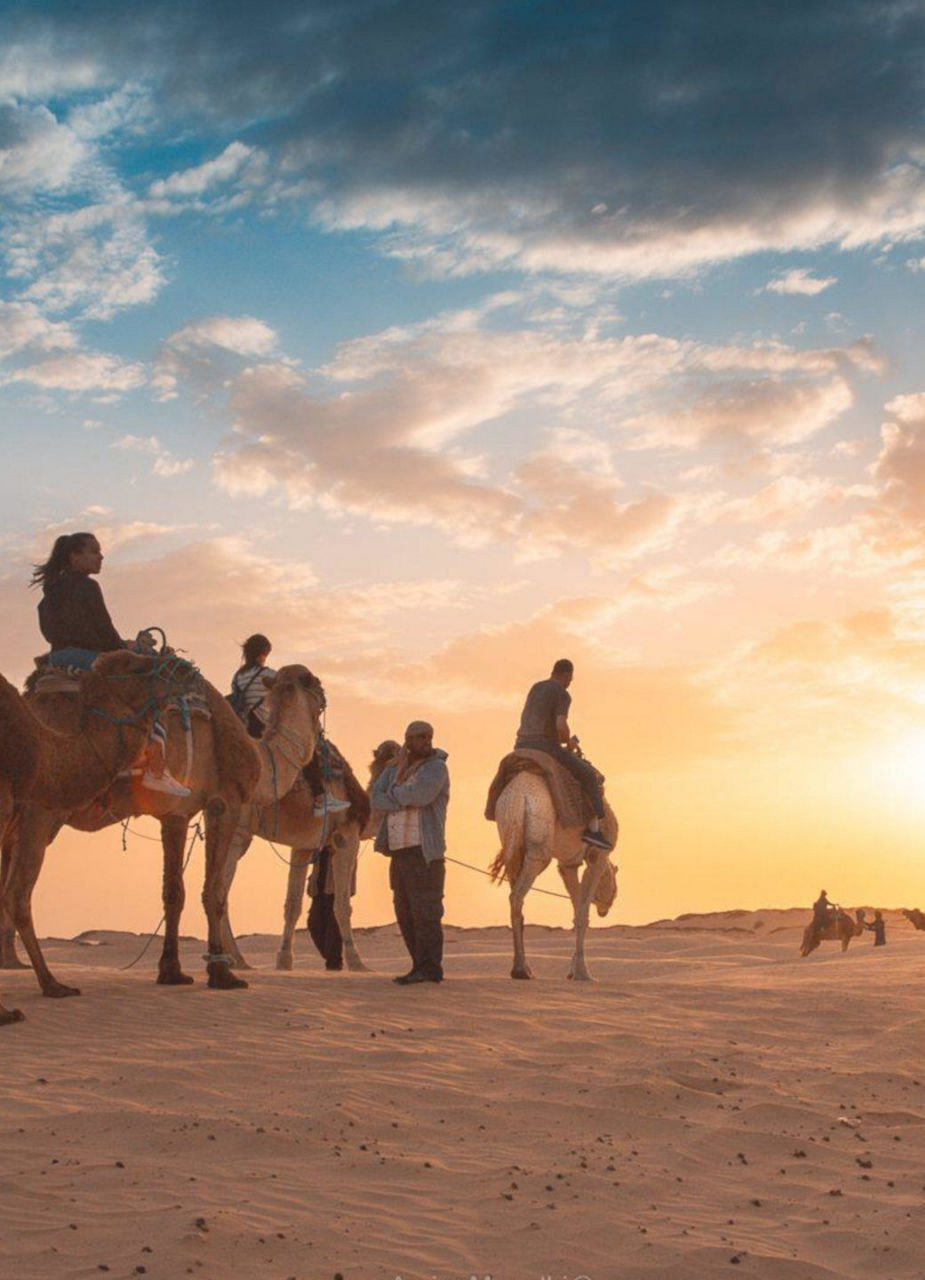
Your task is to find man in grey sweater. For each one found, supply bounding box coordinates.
[372,721,449,984]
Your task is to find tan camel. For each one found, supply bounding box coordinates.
[0,673,42,1021]
[490,770,619,981]
[219,737,374,973]
[6,662,322,998]
[800,908,866,956]
[902,908,925,931]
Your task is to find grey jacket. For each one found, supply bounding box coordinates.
[372,748,449,863]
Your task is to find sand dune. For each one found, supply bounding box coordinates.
[1,914,924,1279]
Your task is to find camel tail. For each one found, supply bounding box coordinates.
[489,787,527,885]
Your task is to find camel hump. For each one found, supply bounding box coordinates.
[485,749,589,827]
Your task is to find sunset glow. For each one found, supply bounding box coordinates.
[3,2,925,938]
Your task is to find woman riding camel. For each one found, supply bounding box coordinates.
[31,531,189,797]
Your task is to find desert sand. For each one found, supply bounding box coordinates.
[1,909,923,1280]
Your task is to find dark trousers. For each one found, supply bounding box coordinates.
[388,846,445,979]
[307,849,343,970]
[527,742,605,818]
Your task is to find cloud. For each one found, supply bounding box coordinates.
[0,101,88,198]
[148,140,263,199]
[764,268,837,296]
[624,375,854,452]
[111,433,194,477]
[872,393,925,524]
[4,202,165,321]
[5,2,925,282]
[2,351,146,394]
[0,300,76,360]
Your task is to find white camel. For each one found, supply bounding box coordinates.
[491,770,618,981]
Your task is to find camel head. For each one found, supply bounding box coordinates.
[369,739,401,784]
[260,664,325,742]
[593,856,618,918]
[80,648,200,727]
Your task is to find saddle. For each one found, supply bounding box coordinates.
[484,749,596,829]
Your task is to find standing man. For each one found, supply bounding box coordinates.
[372,721,449,985]
[515,658,612,851]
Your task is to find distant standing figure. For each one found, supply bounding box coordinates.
[229,633,276,738]
[865,910,887,947]
[372,720,449,985]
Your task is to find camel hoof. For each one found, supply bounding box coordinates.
[207,963,248,990]
[0,1006,25,1025]
[0,956,30,971]
[275,952,294,971]
[568,971,594,982]
[42,983,80,999]
[346,960,370,973]
[157,970,195,986]
[229,958,254,971]
[511,967,533,980]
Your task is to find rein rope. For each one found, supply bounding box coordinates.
[119,820,204,969]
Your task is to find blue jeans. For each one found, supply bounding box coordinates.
[518,742,605,819]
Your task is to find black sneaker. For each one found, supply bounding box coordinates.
[394,970,442,984]
[582,827,613,851]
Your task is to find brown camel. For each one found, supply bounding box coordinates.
[0,650,199,999]
[0,673,42,1022]
[902,908,925,931]
[800,908,867,956]
[6,662,322,997]
[219,737,374,973]
[490,770,619,981]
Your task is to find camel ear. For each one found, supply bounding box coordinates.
[261,673,276,689]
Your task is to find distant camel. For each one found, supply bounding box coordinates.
[902,908,925,931]
[6,662,321,997]
[490,770,618,981]
[800,908,867,956]
[219,738,378,973]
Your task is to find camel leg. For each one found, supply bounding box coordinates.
[220,812,255,970]
[157,815,195,985]
[277,850,311,970]
[6,809,78,998]
[0,842,28,970]
[330,831,367,972]
[202,799,247,990]
[564,852,605,982]
[509,854,547,980]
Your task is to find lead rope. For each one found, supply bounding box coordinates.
[119,820,204,970]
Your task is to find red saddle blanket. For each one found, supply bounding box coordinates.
[484,749,593,829]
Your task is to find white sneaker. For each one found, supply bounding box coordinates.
[142,770,191,797]
[313,793,350,814]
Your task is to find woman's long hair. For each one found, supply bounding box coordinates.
[30,532,94,590]
[240,633,271,669]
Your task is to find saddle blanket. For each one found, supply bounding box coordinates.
[484,748,593,829]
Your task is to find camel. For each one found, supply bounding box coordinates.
[490,770,619,981]
[219,737,376,973]
[6,661,323,998]
[902,908,925,931]
[0,673,42,1022]
[0,649,199,1005]
[800,908,867,956]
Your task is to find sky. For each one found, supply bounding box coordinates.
[3,0,925,940]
